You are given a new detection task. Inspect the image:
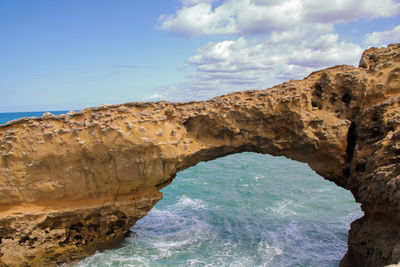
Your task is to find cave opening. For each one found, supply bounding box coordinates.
[77,152,363,267]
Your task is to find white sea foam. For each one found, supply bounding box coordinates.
[269,199,297,216]
[74,153,360,267]
[174,195,208,210]
[258,240,283,265]
[187,259,208,266]
[254,175,265,181]
[74,250,152,267]
[337,209,364,227]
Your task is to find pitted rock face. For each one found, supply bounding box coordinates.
[1,44,400,266]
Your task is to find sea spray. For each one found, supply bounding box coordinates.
[76,153,362,267]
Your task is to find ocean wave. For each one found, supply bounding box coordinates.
[74,153,361,267]
[254,175,265,181]
[173,195,208,210]
[268,199,298,216]
[132,207,211,238]
[73,249,152,267]
[257,240,283,266]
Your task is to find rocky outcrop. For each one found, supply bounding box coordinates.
[0,44,399,266]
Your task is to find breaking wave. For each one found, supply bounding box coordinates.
[75,153,363,267]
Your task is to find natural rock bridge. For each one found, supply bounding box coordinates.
[1,44,400,266]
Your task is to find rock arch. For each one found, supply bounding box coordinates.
[0,44,400,266]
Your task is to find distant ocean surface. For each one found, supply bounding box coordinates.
[0,111,70,125]
[0,112,363,267]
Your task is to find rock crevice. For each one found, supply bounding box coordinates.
[1,44,400,266]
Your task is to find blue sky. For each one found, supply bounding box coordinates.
[1,0,400,112]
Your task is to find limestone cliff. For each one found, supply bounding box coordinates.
[0,44,400,266]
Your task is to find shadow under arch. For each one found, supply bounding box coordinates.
[78,152,363,266]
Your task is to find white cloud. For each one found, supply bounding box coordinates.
[147,92,166,100]
[288,34,363,68]
[155,0,396,102]
[180,0,215,6]
[159,0,400,38]
[158,2,237,37]
[159,35,363,101]
[303,0,400,23]
[363,24,400,47]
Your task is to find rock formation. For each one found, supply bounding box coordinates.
[0,44,399,266]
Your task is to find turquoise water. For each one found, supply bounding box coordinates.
[75,154,362,267]
[0,112,363,267]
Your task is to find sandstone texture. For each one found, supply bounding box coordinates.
[0,44,400,266]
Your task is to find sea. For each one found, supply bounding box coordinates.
[0,111,363,267]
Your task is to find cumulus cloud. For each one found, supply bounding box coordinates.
[159,35,363,101]
[180,0,215,5]
[288,34,363,68]
[363,25,400,47]
[159,0,400,38]
[158,3,237,37]
[156,0,396,101]
[302,0,400,23]
[147,92,166,100]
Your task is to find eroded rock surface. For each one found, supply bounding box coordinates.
[0,44,400,266]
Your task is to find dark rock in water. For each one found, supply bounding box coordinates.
[126,230,138,238]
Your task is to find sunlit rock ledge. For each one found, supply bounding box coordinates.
[1,44,400,267]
